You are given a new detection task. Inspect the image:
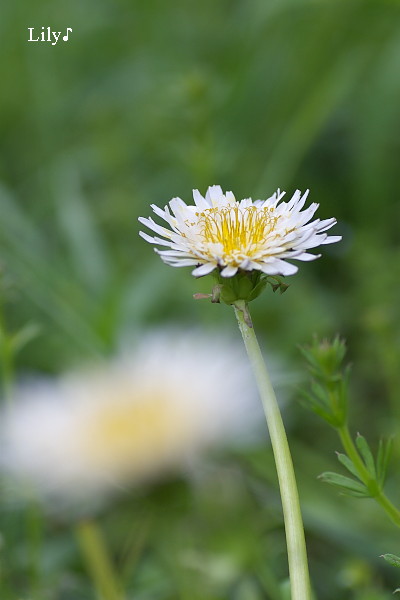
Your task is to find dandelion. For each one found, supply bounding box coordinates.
[1,331,257,505]
[139,185,342,600]
[139,185,341,278]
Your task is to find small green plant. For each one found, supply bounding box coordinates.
[301,336,400,587]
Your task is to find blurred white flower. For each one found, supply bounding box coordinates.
[1,331,259,504]
[139,185,341,278]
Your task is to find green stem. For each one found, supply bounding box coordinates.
[0,343,13,405]
[26,501,43,594]
[0,312,14,405]
[338,425,400,527]
[75,520,124,600]
[234,300,312,600]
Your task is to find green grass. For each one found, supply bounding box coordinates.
[1,0,400,597]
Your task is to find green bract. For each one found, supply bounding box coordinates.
[210,271,289,306]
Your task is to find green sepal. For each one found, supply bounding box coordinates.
[381,554,400,568]
[210,270,288,305]
[268,276,289,294]
[247,278,268,301]
[318,471,370,497]
[219,283,240,304]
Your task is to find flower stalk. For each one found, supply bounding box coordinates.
[75,520,124,600]
[234,299,312,600]
[0,308,14,406]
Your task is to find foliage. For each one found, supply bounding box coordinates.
[1,0,400,598]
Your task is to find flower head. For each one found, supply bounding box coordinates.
[139,185,341,278]
[1,331,258,506]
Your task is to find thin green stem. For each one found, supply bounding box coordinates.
[338,425,400,527]
[26,501,43,594]
[234,300,312,600]
[0,311,14,405]
[75,519,125,600]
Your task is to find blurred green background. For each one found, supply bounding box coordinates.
[1,0,400,598]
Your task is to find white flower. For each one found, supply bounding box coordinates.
[1,331,258,504]
[139,185,341,278]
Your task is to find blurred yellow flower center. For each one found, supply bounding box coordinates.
[198,206,280,256]
[82,392,186,470]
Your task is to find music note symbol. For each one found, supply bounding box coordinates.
[63,28,72,41]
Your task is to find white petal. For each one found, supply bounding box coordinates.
[192,263,217,277]
[150,204,169,220]
[300,233,329,249]
[139,231,159,244]
[315,218,337,233]
[261,259,298,276]
[158,237,186,249]
[159,256,200,267]
[294,252,321,262]
[157,249,196,258]
[246,261,263,271]
[138,217,172,238]
[293,203,319,225]
[220,265,238,278]
[321,235,342,245]
[151,206,182,235]
[258,264,281,275]
[257,189,285,208]
[139,231,181,248]
[289,189,309,212]
[169,197,190,217]
[206,185,224,204]
[192,189,210,210]
[239,197,253,208]
[287,189,302,210]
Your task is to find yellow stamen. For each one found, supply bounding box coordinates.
[198,206,280,256]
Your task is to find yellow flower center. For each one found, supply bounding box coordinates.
[81,390,188,475]
[197,206,280,257]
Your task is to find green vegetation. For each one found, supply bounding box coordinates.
[1,0,400,598]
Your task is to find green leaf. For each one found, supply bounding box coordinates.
[336,453,360,480]
[299,335,347,381]
[381,554,400,568]
[298,345,320,371]
[356,434,376,479]
[318,471,370,497]
[310,380,331,407]
[298,391,339,427]
[377,438,393,487]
